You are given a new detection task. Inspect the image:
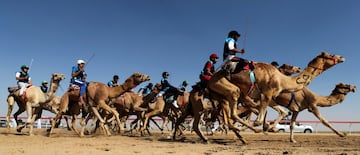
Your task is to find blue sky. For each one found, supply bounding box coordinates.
[1,0,359,126]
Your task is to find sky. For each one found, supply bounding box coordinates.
[1,0,359,129]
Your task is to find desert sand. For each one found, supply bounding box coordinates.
[1,128,359,155]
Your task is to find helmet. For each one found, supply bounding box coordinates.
[77,59,86,64]
[147,82,153,88]
[182,80,188,86]
[210,53,219,59]
[113,75,119,80]
[162,72,169,77]
[41,80,48,84]
[228,30,240,38]
[21,65,29,69]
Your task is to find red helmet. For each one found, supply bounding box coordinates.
[210,53,219,59]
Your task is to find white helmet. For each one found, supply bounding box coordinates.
[77,59,86,64]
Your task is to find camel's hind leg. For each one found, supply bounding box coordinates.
[6,96,16,133]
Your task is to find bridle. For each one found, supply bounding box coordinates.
[308,54,338,73]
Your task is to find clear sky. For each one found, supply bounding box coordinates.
[1,0,359,125]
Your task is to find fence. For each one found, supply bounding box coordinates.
[1,116,360,133]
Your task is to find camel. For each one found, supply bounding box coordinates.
[273,83,356,142]
[237,63,303,131]
[48,72,150,137]
[207,51,344,144]
[6,73,65,135]
[173,63,302,142]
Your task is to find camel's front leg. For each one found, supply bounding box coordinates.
[71,114,83,137]
[28,107,39,136]
[290,112,300,143]
[311,107,346,137]
[48,111,63,137]
[98,101,120,136]
[253,93,272,126]
[91,106,111,136]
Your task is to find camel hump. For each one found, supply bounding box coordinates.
[8,86,19,93]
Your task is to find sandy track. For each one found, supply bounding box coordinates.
[0,128,359,155]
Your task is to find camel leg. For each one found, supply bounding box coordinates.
[97,101,121,136]
[311,107,346,137]
[289,112,299,143]
[253,92,273,126]
[91,107,111,136]
[48,111,64,136]
[266,105,287,131]
[192,109,208,142]
[28,107,40,136]
[6,95,15,132]
[17,101,33,133]
[70,114,83,137]
[141,110,161,133]
[173,107,191,140]
[13,105,26,127]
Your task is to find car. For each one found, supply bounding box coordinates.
[275,121,313,133]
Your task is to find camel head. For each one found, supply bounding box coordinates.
[51,73,66,83]
[308,52,345,72]
[279,64,301,76]
[333,83,356,95]
[124,72,150,87]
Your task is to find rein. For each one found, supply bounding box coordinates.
[308,55,337,73]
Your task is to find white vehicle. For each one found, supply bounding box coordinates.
[275,121,313,133]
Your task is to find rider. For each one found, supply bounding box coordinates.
[160,72,183,109]
[221,30,246,71]
[138,82,153,95]
[70,59,87,105]
[16,65,32,98]
[107,75,120,87]
[40,80,48,93]
[199,53,219,93]
[179,80,188,91]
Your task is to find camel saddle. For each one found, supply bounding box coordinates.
[222,57,255,74]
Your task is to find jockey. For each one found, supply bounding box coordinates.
[107,75,120,87]
[160,72,183,108]
[179,80,188,91]
[70,59,87,105]
[40,80,48,93]
[138,82,153,95]
[223,30,245,61]
[221,30,246,72]
[16,65,32,97]
[200,53,219,91]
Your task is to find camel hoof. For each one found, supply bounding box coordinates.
[16,128,22,133]
[254,129,263,133]
[240,138,249,145]
[340,133,347,137]
[291,140,297,143]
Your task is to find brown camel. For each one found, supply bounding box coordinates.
[173,63,302,141]
[237,63,303,131]
[207,51,344,144]
[6,73,65,135]
[48,72,150,137]
[273,83,356,142]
